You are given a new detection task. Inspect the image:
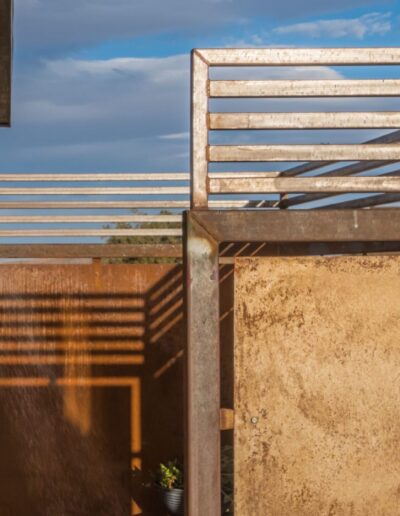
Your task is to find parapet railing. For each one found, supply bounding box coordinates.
[0,173,187,241]
[191,47,400,209]
[0,172,273,253]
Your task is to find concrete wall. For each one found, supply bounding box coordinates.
[0,263,185,515]
[234,256,400,515]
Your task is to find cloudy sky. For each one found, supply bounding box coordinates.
[0,0,398,173]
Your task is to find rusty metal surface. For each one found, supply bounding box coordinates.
[191,210,400,243]
[184,212,221,515]
[0,263,185,515]
[234,256,400,515]
[0,0,11,126]
[0,244,183,259]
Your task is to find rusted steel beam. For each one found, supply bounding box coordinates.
[0,244,183,258]
[0,0,12,126]
[218,241,400,259]
[191,210,400,243]
[184,211,221,516]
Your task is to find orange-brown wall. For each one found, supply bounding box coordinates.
[0,263,185,515]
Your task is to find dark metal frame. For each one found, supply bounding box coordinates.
[0,0,12,126]
[184,208,400,516]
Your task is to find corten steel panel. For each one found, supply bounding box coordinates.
[0,263,185,515]
[234,256,400,515]
[0,0,11,125]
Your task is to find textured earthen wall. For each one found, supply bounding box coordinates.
[234,256,400,515]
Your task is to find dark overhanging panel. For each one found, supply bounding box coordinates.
[0,0,11,126]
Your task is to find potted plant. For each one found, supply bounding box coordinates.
[155,460,184,515]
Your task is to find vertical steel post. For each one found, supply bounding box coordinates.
[191,50,209,209]
[184,212,221,515]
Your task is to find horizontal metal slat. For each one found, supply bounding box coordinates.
[209,112,400,130]
[0,200,276,210]
[0,187,189,195]
[200,48,400,66]
[209,144,400,162]
[209,79,400,98]
[0,215,182,223]
[0,229,182,237]
[209,176,400,194]
[0,173,189,182]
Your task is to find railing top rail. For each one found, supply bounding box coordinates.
[195,47,400,66]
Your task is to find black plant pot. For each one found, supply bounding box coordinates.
[158,487,184,515]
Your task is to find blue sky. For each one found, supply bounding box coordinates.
[0,0,398,173]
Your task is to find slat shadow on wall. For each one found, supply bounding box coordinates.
[0,263,184,516]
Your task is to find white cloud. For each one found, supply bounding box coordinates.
[0,54,191,171]
[159,132,190,140]
[273,12,392,39]
[2,52,399,173]
[45,55,188,85]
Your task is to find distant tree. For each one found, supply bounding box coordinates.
[104,210,181,264]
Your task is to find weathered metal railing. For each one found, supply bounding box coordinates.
[0,172,276,256]
[0,173,187,239]
[3,47,400,257]
[191,47,400,209]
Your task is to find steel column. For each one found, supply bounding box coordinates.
[184,211,221,516]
